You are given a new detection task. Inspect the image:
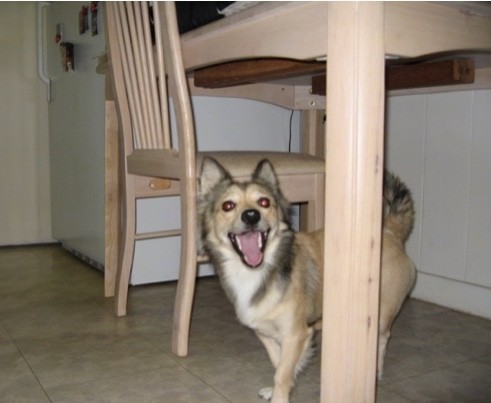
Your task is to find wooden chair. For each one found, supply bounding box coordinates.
[105,1,325,357]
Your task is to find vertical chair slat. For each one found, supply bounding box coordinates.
[133,3,158,149]
[141,2,164,149]
[133,3,155,148]
[112,4,135,147]
[153,3,171,149]
[117,2,144,149]
[125,3,150,149]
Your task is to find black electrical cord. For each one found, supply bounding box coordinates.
[288,110,294,152]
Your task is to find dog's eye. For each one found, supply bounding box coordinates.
[258,197,270,208]
[222,200,235,212]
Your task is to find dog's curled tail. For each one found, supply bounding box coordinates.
[383,171,415,244]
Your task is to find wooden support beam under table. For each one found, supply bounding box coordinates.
[194,57,475,93]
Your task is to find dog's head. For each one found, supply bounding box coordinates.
[198,157,291,269]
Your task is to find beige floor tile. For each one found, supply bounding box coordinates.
[379,334,470,384]
[479,354,491,366]
[376,386,413,403]
[400,309,491,360]
[0,326,49,402]
[0,354,50,402]
[16,334,179,389]
[384,360,491,402]
[46,366,229,403]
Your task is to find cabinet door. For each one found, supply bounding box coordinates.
[420,92,473,281]
[466,91,491,288]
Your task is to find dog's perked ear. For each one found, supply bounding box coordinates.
[253,159,292,224]
[252,160,280,191]
[199,157,232,195]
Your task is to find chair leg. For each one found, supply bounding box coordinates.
[114,192,136,317]
[172,179,198,357]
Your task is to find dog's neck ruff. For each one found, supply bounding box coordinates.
[221,258,279,328]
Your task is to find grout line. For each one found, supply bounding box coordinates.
[1,322,53,402]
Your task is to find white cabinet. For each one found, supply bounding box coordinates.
[386,90,491,319]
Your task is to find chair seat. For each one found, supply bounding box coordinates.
[128,149,324,179]
[198,151,325,177]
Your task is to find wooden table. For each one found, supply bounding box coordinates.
[178,2,491,401]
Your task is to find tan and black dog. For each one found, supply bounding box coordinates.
[198,157,416,403]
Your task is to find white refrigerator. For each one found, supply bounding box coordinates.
[40,2,301,284]
[41,2,106,268]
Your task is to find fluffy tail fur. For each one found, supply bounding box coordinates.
[383,171,415,244]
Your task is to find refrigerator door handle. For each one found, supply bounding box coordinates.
[37,2,51,102]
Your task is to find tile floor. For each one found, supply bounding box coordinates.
[1,244,491,402]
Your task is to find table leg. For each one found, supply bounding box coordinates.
[321,3,385,401]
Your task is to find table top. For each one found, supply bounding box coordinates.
[181,1,491,71]
[183,2,491,108]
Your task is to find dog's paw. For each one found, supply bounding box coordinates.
[258,387,273,400]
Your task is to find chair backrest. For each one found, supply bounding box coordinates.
[106,2,196,170]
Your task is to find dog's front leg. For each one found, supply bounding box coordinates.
[269,327,314,403]
[256,333,281,401]
[256,332,280,368]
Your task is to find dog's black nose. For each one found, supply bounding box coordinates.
[242,209,260,225]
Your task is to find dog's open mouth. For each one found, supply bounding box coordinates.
[228,230,269,268]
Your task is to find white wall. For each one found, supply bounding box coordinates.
[0,2,52,245]
[386,90,491,319]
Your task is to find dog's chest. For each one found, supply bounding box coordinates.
[221,262,282,330]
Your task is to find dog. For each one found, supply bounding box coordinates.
[198,157,416,402]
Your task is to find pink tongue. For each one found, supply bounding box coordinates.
[237,231,263,267]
